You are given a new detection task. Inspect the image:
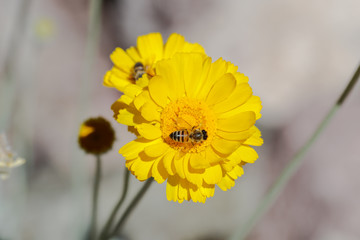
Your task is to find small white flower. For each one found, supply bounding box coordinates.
[0,133,25,180]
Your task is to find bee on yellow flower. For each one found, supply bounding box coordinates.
[113,52,263,203]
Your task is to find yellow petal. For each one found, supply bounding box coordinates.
[137,33,163,62]
[135,73,150,88]
[219,95,262,120]
[163,150,176,175]
[79,125,94,137]
[123,84,142,98]
[163,33,186,58]
[136,123,162,140]
[119,138,155,160]
[178,178,191,201]
[227,164,244,179]
[205,73,236,106]
[203,164,223,185]
[174,152,186,179]
[117,108,135,126]
[233,72,249,84]
[233,145,259,163]
[197,57,229,100]
[152,157,168,184]
[143,141,168,158]
[216,128,255,141]
[221,160,237,172]
[110,47,135,72]
[140,102,161,122]
[217,111,256,132]
[189,152,210,169]
[243,126,263,146]
[211,138,242,155]
[148,76,169,107]
[156,57,184,100]
[182,42,205,54]
[103,67,131,91]
[217,174,235,191]
[126,46,141,62]
[212,83,252,114]
[111,94,133,120]
[225,62,238,74]
[184,154,204,187]
[205,147,223,165]
[130,158,153,181]
[176,53,204,98]
[166,175,182,203]
[164,33,205,58]
[198,183,215,198]
[134,91,151,110]
[189,187,206,203]
[223,150,242,167]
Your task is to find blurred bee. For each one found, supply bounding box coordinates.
[169,127,208,144]
[132,62,146,80]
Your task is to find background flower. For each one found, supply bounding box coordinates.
[0,133,25,180]
[116,53,262,203]
[103,32,205,93]
[78,117,115,155]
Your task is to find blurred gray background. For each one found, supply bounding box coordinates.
[0,0,360,239]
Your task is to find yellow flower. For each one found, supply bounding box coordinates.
[35,18,55,41]
[116,53,263,203]
[0,133,26,180]
[78,117,116,155]
[103,32,205,94]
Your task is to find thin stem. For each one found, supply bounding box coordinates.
[0,0,33,130]
[230,62,360,240]
[79,0,103,116]
[99,168,130,240]
[90,155,102,240]
[70,0,102,238]
[107,178,153,239]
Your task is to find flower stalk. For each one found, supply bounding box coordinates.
[99,168,130,240]
[230,63,360,240]
[90,155,102,240]
[79,0,102,117]
[107,178,153,239]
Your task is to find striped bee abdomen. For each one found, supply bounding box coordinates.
[169,129,190,143]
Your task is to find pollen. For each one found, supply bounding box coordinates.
[160,97,216,153]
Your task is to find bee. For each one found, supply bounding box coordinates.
[132,62,146,80]
[169,127,208,143]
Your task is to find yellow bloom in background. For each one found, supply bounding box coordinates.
[0,133,26,180]
[78,117,116,155]
[115,53,263,203]
[35,18,55,41]
[103,32,205,94]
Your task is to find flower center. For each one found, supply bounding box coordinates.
[160,97,216,153]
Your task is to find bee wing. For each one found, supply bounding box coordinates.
[176,117,193,130]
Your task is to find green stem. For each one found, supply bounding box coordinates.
[69,0,102,237]
[106,178,153,239]
[90,155,102,240]
[230,63,360,240]
[0,0,33,130]
[99,168,130,240]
